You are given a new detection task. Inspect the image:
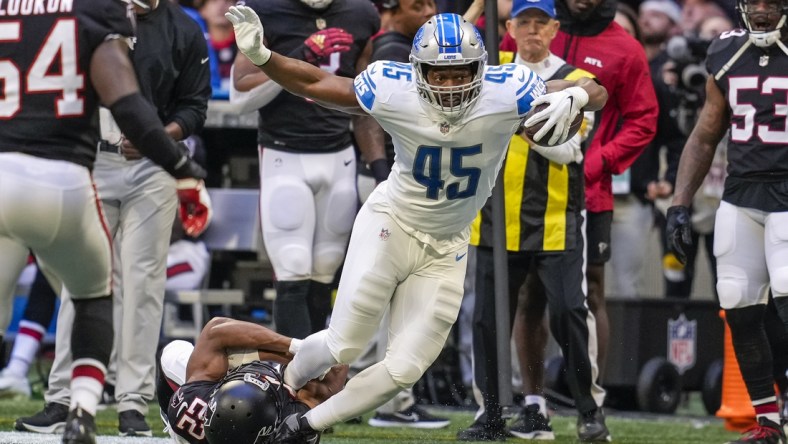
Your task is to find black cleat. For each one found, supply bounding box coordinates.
[727,417,786,444]
[276,413,320,443]
[15,402,70,434]
[61,407,96,444]
[456,419,509,441]
[577,409,612,442]
[509,404,555,440]
[118,409,153,437]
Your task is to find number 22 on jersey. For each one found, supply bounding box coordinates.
[0,19,84,119]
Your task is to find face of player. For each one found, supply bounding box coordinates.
[426,65,474,108]
[742,0,784,32]
[507,9,560,63]
[392,0,437,38]
[565,0,603,20]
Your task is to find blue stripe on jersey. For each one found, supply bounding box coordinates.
[436,14,461,54]
[516,70,534,96]
[517,73,544,116]
[354,71,376,111]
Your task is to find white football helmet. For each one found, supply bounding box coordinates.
[410,13,487,121]
[736,0,787,47]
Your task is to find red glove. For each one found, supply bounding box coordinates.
[303,28,353,64]
[177,179,213,237]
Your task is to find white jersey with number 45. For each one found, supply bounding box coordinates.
[354,60,545,250]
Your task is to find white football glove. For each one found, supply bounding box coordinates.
[225,5,271,66]
[524,86,589,146]
[530,133,584,165]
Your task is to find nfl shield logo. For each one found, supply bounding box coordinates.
[667,314,697,374]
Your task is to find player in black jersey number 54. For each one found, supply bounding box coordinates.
[667,0,788,442]
[0,0,205,443]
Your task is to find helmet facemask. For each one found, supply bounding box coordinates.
[410,13,487,122]
[737,0,788,47]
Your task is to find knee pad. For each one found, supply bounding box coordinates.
[771,267,788,296]
[716,266,749,309]
[312,247,345,282]
[324,182,357,235]
[385,357,424,389]
[275,245,312,280]
[268,180,311,231]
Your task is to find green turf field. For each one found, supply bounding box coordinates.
[0,396,744,443]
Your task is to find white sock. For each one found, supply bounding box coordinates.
[5,321,45,378]
[525,395,547,416]
[70,359,106,416]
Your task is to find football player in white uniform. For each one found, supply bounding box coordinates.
[226,8,608,442]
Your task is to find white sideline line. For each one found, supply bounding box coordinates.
[0,431,170,443]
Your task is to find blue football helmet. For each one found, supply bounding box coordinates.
[410,13,487,121]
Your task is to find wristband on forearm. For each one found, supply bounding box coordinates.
[369,159,390,183]
[109,93,182,172]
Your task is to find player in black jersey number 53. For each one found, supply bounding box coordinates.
[667,0,788,442]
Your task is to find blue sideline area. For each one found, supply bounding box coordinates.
[7,295,59,336]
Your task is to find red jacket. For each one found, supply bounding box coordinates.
[550,22,658,213]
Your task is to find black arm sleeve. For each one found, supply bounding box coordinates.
[166,21,211,137]
[110,93,186,173]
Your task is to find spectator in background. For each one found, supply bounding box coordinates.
[230,0,380,341]
[650,13,734,299]
[614,3,641,40]
[548,0,658,377]
[16,0,211,437]
[697,13,734,39]
[182,0,238,99]
[606,0,682,299]
[679,0,728,35]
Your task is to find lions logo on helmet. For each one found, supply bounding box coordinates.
[409,13,487,122]
[736,0,788,47]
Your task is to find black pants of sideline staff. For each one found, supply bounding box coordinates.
[471,239,602,426]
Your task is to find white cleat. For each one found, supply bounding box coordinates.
[0,369,31,399]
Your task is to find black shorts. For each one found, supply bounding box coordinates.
[586,210,612,265]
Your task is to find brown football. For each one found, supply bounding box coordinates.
[522,103,584,147]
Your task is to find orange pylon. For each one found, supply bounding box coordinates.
[716,310,757,431]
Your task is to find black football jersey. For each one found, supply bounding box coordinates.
[706,31,788,211]
[166,361,308,444]
[245,0,379,152]
[0,0,134,169]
